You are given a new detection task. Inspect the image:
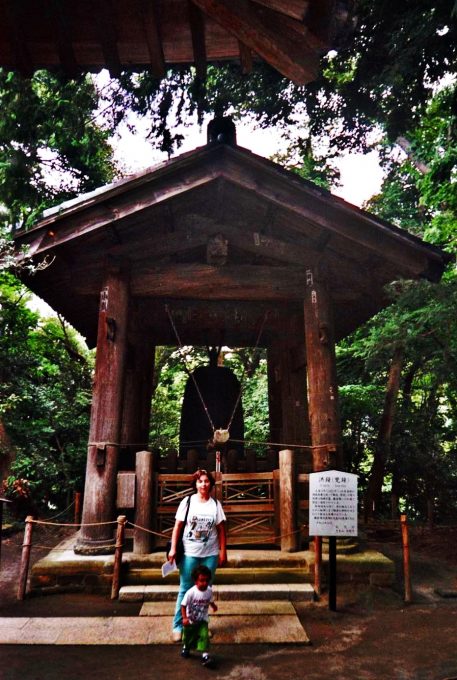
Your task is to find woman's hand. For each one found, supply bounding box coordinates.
[168,519,184,563]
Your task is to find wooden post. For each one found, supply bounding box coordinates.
[214,471,223,504]
[328,536,337,611]
[121,312,155,466]
[17,516,34,600]
[111,515,126,600]
[279,449,297,552]
[134,451,155,554]
[304,268,343,592]
[74,491,82,528]
[400,514,412,603]
[75,268,130,555]
[314,535,322,597]
[303,267,343,472]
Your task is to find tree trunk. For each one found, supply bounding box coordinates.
[365,346,404,520]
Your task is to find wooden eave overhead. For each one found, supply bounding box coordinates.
[0,0,355,84]
[15,143,450,348]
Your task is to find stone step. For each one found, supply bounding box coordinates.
[123,548,313,569]
[140,600,299,616]
[119,583,315,603]
[124,566,313,586]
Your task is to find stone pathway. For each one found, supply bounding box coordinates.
[0,601,310,645]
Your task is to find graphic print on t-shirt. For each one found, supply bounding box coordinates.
[187,514,215,543]
[188,599,207,622]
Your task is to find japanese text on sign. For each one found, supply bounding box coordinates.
[309,470,358,537]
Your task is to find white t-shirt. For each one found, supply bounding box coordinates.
[176,494,226,557]
[181,584,213,623]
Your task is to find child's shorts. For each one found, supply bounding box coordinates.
[182,621,210,652]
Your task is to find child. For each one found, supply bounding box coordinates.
[180,564,217,667]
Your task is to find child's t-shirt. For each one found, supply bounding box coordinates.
[176,495,226,557]
[181,584,213,623]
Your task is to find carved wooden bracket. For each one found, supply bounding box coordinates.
[207,233,228,266]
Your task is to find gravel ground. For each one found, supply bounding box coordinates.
[1,523,457,680]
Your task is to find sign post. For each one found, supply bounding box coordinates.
[309,471,358,610]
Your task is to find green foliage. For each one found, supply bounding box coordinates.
[0,69,116,230]
[0,273,93,514]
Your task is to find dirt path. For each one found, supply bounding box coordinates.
[1,525,457,680]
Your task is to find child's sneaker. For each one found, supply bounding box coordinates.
[181,646,190,659]
[201,653,215,668]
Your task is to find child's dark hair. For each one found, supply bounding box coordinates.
[192,564,212,581]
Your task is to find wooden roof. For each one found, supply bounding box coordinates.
[15,142,450,348]
[0,0,354,84]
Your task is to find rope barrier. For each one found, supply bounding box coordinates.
[83,437,336,452]
[87,442,149,448]
[14,519,307,547]
[42,499,75,522]
[30,518,117,527]
[126,521,169,539]
[229,438,335,450]
[180,437,336,450]
[9,542,116,551]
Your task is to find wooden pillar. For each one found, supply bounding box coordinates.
[121,308,156,465]
[279,448,297,552]
[75,269,130,555]
[303,267,343,472]
[268,327,310,449]
[267,344,283,446]
[134,450,155,554]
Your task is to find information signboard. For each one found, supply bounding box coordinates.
[309,470,358,537]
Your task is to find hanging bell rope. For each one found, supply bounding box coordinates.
[165,305,216,433]
[165,304,268,447]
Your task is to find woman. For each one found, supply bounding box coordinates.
[168,468,227,641]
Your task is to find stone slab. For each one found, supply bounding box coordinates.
[120,583,314,603]
[0,614,310,645]
[140,600,297,616]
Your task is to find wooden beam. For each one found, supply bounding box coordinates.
[17,171,221,257]
[188,0,207,80]
[79,263,310,299]
[306,0,337,45]
[138,0,166,78]
[221,160,435,277]
[95,0,122,77]
[238,39,253,74]
[100,227,209,262]
[197,220,317,267]
[250,0,309,22]
[190,0,319,84]
[46,0,80,78]
[4,0,33,75]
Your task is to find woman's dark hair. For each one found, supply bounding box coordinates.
[192,564,212,581]
[191,468,216,491]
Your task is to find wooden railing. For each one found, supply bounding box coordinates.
[117,449,310,552]
[155,471,279,546]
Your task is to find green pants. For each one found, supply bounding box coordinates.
[182,621,210,652]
